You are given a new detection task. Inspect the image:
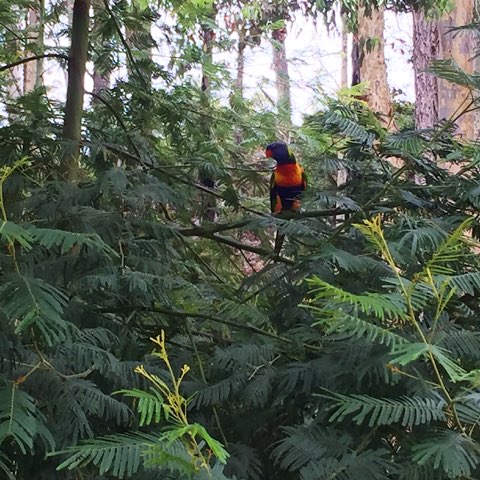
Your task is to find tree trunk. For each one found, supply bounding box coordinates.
[233,27,246,145]
[24,1,45,92]
[235,28,246,97]
[341,27,349,88]
[474,1,480,139]
[61,0,90,181]
[356,2,392,126]
[437,0,475,139]
[412,10,439,129]
[92,0,109,95]
[272,26,292,139]
[351,32,361,87]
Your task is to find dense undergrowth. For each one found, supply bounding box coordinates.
[3,4,480,479]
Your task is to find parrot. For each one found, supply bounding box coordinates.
[265,141,307,255]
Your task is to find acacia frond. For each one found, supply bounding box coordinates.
[316,313,408,348]
[321,391,447,427]
[307,276,408,321]
[30,227,118,257]
[1,275,72,345]
[0,220,33,249]
[0,380,54,454]
[421,218,473,276]
[115,387,164,426]
[54,432,158,478]
[412,429,480,478]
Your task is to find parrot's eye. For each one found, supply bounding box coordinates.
[266,149,273,158]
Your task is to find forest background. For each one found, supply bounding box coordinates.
[2,0,480,479]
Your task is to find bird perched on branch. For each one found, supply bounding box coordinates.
[266,141,306,255]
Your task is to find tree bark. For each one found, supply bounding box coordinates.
[341,27,349,88]
[233,27,247,145]
[437,0,475,140]
[92,0,109,95]
[24,1,45,92]
[412,10,439,129]
[272,26,292,139]
[62,0,90,181]
[235,28,246,97]
[356,2,392,126]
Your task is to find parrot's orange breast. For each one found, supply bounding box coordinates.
[275,164,304,187]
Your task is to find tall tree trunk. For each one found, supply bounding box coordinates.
[351,32,361,87]
[24,1,45,92]
[235,28,246,97]
[412,10,439,129]
[62,0,90,181]
[272,25,292,140]
[340,27,349,88]
[437,0,475,139]
[356,2,392,126]
[92,0,109,95]
[93,65,109,95]
[233,27,246,145]
[474,1,480,139]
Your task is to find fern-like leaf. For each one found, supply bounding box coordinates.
[116,387,164,426]
[307,276,408,321]
[54,432,158,478]
[412,429,480,478]
[421,218,473,276]
[0,452,14,480]
[314,313,407,348]
[1,274,71,345]
[0,380,55,454]
[30,227,119,257]
[0,220,33,249]
[321,391,447,427]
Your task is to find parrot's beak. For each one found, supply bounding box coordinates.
[266,149,273,158]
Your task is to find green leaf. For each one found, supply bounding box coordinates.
[30,227,119,257]
[307,276,408,321]
[1,275,71,345]
[390,343,429,366]
[160,423,229,464]
[412,430,480,478]
[321,391,447,428]
[53,432,157,478]
[0,381,55,454]
[0,220,33,249]
[115,387,164,426]
[314,312,408,348]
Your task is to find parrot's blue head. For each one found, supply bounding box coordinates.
[265,141,296,165]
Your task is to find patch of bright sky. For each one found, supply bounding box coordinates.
[236,9,414,124]
[41,8,414,127]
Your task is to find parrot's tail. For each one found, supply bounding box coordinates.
[274,232,285,256]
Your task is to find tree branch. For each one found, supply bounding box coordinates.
[101,306,322,352]
[0,53,68,73]
[208,232,294,264]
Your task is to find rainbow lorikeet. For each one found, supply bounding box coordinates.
[266,141,306,254]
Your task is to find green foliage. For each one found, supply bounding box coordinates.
[322,391,447,427]
[2,2,480,479]
[0,380,55,453]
